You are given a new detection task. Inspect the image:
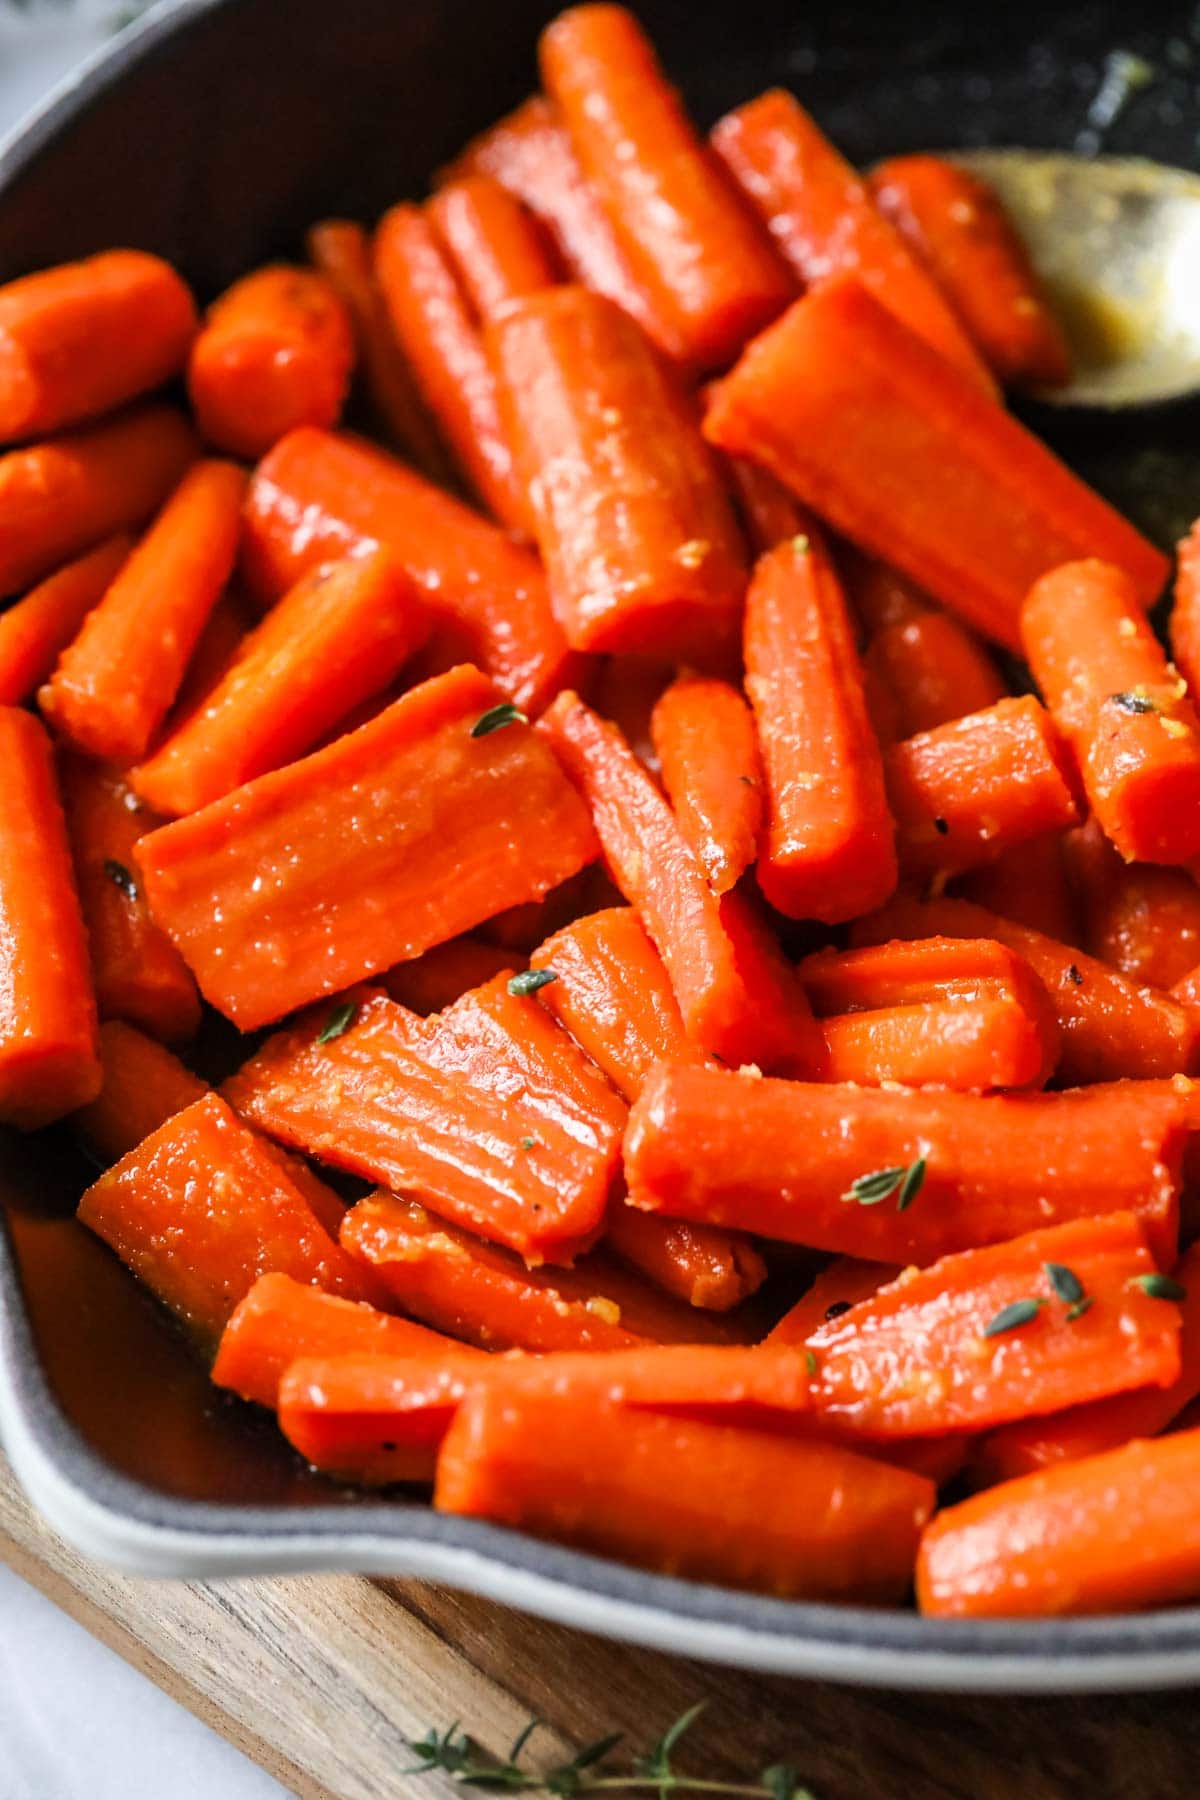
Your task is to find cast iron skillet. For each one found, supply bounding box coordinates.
[3,0,1200,1692]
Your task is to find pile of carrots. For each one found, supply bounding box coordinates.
[10,3,1200,1622]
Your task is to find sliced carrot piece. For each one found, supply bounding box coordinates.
[958,832,1079,944]
[429,175,561,319]
[767,1257,901,1345]
[650,675,762,893]
[0,535,131,706]
[70,1020,208,1165]
[721,452,808,554]
[1170,516,1200,701]
[1064,816,1200,990]
[603,1204,766,1313]
[380,936,520,1015]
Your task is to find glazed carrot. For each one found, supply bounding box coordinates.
[590,655,672,772]
[603,1204,766,1312]
[0,249,197,441]
[540,6,793,370]
[77,1093,376,1348]
[1170,516,1200,700]
[884,695,1081,882]
[240,428,576,714]
[799,934,1052,1018]
[340,1192,746,1349]
[437,1381,932,1601]
[860,659,905,751]
[767,1258,901,1345]
[491,288,747,660]
[917,1427,1200,1618]
[624,1062,1185,1265]
[711,91,992,390]
[862,605,1008,740]
[58,754,201,1043]
[840,548,934,637]
[305,218,449,477]
[0,710,100,1128]
[161,589,249,730]
[537,690,824,1073]
[136,666,596,1030]
[187,265,354,459]
[430,175,560,318]
[374,205,529,533]
[958,832,1079,944]
[0,534,130,706]
[479,866,601,954]
[650,675,762,893]
[850,893,1200,1083]
[1175,967,1200,1009]
[745,533,897,923]
[704,280,1169,651]
[212,1273,463,1410]
[1065,816,1200,990]
[39,460,246,765]
[0,403,196,597]
[380,935,520,1014]
[721,453,807,554]
[1023,559,1200,865]
[869,154,1071,388]
[130,549,429,816]
[70,1020,207,1165]
[808,1213,1179,1440]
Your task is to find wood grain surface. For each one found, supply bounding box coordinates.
[3,1455,1200,1800]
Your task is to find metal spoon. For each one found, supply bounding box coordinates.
[948,150,1200,409]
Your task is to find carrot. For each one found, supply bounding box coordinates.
[374,205,529,533]
[1175,967,1200,1009]
[240,428,577,715]
[0,402,196,597]
[135,665,596,1030]
[917,1426,1200,1618]
[745,532,897,923]
[160,589,249,730]
[721,452,807,553]
[186,265,354,459]
[851,893,1200,1083]
[0,710,100,1127]
[340,1192,747,1350]
[869,154,1071,389]
[436,1379,932,1601]
[76,1093,376,1348]
[839,547,933,636]
[767,1257,901,1345]
[957,832,1079,944]
[429,175,560,319]
[39,460,246,765]
[1170,516,1200,701]
[0,535,131,706]
[704,279,1169,651]
[1022,558,1200,865]
[380,935,520,1015]
[539,5,793,371]
[130,548,429,816]
[711,91,993,390]
[305,218,449,477]
[491,288,747,660]
[799,934,1052,1018]
[603,1203,766,1313]
[650,675,763,893]
[58,754,201,1043]
[70,1020,208,1165]
[0,249,197,442]
[478,866,601,954]
[1064,816,1200,990]
[623,1061,1185,1265]
[848,558,1009,741]
[537,690,824,1073]
[884,695,1081,882]
[590,655,672,772]
[212,1272,463,1410]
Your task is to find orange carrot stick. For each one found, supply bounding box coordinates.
[491,288,747,660]
[537,690,823,1073]
[136,665,596,1030]
[767,1257,901,1345]
[1170,516,1200,700]
[429,175,561,319]
[58,754,201,1043]
[39,459,246,765]
[130,548,429,816]
[187,265,354,460]
[850,558,1009,741]
[815,996,1058,1093]
[721,453,807,554]
[1023,558,1200,865]
[161,589,249,731]
[0,249,197,442]
[603,1203,766,1312]
[71,1020,208,1165]
[1064,816,1200,990]
[958,832,1079,943]
[745,532,897,923]
[869,154,1071,389]
[0,402,196,597]
[624,1062,1184,1265]
[0,535,131,706]
[650,675,762,893]
[704,280,1168,651]
[0,709,100,1127]
[240,428,577,714]
[380,935,520,1015]
[477,865,600,955]
[539,6,793,371]
[799,934,1051,1017]
[711,90,993,390]
[590,655,672,772]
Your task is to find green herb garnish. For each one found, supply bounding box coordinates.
[843,1157,926,1211]
[471,702,529,738]
[1109,691,1157,715]
[316,1000,357,1044]
[1044,1262,1085,1306]
[805,1349,818,1377]
[1130,1272,1187,1301]
[1066,1297,1095,1322]
[508,968,558,997]
[983,1297,1046,1338]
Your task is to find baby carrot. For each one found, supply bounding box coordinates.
[1065,816,1200,990]
[704,279,1169,651]
[604,1203,766,1313]
[711,90,992,390]
[0,709,100,1127]
[1023,559,1200,865]
[958,832,1079,943]
[39,459,246,765]
[869,154,1071,389]
[70,1020,208,1165]
[0,249,197,442]
[161,590,249,730]
[799,934,1052,1017]
[745,532,898,923]
[650,675,763,893]
[0,402,196,596]
[1170,516,1200,700]
[589,655,672,772]
[540,5,793,370]
[768,1258,901,1345]
[381,935,520,1015]
[864,611,1008,742]
[187,265,354,459]
[131,548,429,816]
[491,288,747,660]
[0,534,130,706]
[478,866,601,954]
[429,175,561,318]
[721,453,807,553]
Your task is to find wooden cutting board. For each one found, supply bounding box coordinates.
[4,1456,1200,1800]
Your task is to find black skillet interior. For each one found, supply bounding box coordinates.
[3,0,1200,1513]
